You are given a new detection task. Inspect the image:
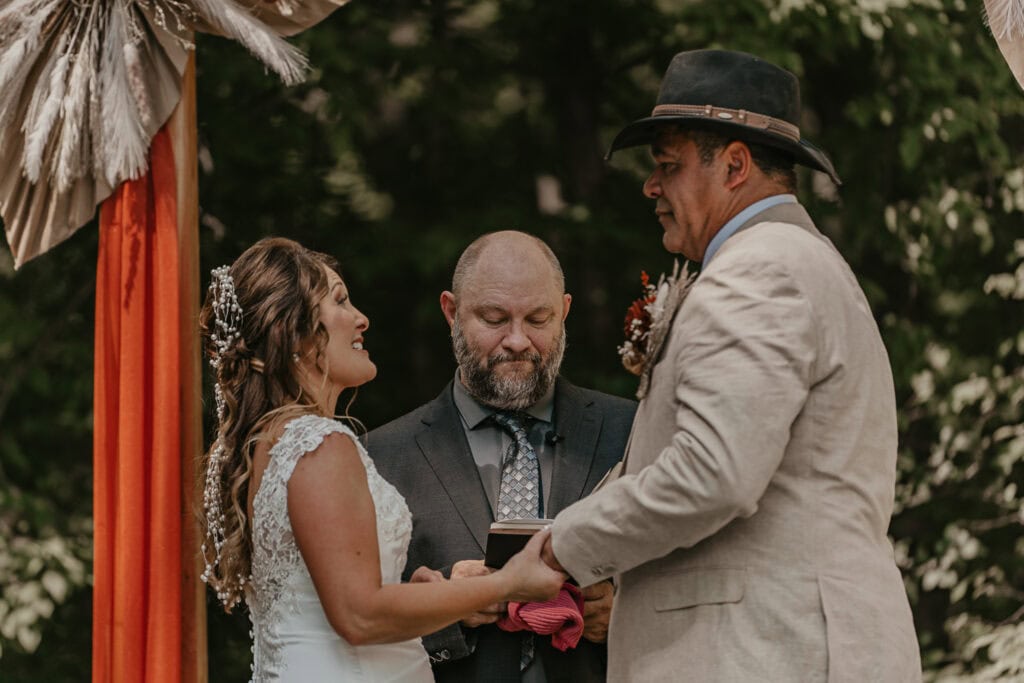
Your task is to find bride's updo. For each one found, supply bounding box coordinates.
[198,236,337,610]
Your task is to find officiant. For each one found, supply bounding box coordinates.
[368,230,636,682]
[540,49,922,681]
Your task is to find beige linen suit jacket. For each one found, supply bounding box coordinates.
[552,203,920,682]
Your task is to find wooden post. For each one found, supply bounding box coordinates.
[168,53,207,683]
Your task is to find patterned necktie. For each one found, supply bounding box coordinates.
[491,411,541,520]
[491,410,540,671]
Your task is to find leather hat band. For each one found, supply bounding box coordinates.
[651,104,801,143]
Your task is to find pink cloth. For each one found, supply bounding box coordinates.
[496,582,585,652]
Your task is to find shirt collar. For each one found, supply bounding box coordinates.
[702,194,797,266]
[451,369,555,428]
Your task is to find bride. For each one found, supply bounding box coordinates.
[199,237,565,681]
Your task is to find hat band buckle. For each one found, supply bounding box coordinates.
[651,104,802,143]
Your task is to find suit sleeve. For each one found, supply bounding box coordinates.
[421,623,478,665]
[551,258,818,586]
[415,564,480,665]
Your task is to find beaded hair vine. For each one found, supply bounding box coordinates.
[201,265,246,608]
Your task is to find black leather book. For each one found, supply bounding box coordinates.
[484,518,554,568]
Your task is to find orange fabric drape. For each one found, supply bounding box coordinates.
[93,126,182,683]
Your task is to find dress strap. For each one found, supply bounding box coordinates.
[268,414,362,485]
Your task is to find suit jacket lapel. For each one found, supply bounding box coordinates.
[546,379,602,517]
[415,384,492,553]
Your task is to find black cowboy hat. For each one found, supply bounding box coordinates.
[607,49,841,186]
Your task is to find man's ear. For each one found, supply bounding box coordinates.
[722,140,753,190]
[440,291,457,328]
[561,293,572,321]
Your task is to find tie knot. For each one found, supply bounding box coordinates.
[491,410,528,437]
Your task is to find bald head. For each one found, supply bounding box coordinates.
[441,231,571,410]
[451,231,565,301]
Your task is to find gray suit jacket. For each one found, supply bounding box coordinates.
[368,378,636,683]
[552,203,921,682]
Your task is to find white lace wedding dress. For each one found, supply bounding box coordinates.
[247,414,433,682]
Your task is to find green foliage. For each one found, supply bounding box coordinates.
[0,0,1021,679]
[0,232,95,671]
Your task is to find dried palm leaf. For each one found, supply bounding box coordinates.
[54,8,101,193]
[987,0,1024,40]
[0,3,61,130]
[99,4,150,185]
[23,36,72,182]
[985,0,1024,90]
[0,0,348,268]
[187,0,309,85]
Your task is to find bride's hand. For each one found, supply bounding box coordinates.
[499,527,566,603]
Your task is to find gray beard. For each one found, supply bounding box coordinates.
[452,316,566,411]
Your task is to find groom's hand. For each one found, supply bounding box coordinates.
[581,580,614,643]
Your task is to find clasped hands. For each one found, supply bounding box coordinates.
[410,546,613,644]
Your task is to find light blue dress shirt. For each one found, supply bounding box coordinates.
[703,194,798,266]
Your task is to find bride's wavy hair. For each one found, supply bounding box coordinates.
[198,236,338,611]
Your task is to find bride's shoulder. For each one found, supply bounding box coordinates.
[252,415,369,510]
[270,414,363,460]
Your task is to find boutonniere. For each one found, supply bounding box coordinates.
[617,261,696,399]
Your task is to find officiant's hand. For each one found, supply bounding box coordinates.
[409,566,445,584]
[581,580,613,643]
[452,560,505,627]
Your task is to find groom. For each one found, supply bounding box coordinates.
[541,49,922,680]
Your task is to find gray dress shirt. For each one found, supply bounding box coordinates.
[451,374,556,517]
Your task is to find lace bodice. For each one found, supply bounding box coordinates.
[246,414,425,682]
